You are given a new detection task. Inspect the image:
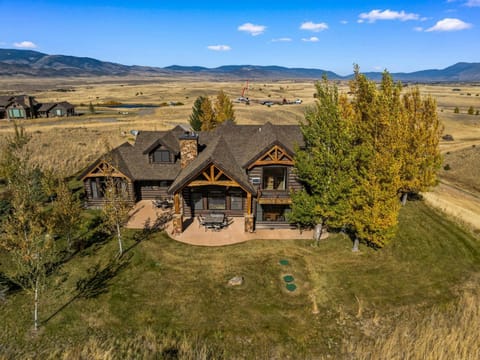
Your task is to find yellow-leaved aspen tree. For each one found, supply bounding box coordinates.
[0,124,56,331]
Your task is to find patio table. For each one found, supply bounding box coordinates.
[202,213,226,231]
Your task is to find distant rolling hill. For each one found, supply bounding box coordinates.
[1,48,479,81]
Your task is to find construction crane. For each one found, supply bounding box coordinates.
[241,80,249,98]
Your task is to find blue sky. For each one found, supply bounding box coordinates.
[1,0,479,75]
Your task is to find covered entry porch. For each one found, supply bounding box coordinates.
[171,163,254,234]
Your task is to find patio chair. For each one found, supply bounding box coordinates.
[197,215,205,228]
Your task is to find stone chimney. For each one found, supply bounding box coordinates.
[179,132,198,168]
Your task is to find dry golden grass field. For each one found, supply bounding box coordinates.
[1,76,479,228]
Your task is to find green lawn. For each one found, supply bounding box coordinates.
[1,201,479,358]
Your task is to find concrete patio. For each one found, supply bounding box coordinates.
[126,200,315,246]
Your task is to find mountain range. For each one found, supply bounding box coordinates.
[1,48,479,82]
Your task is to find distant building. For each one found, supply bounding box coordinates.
[0,95,75,120]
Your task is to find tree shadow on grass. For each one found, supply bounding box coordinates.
[44,228,111,277]
[124,212,172,254]
[43,254,131,324]
[0,272,22,302]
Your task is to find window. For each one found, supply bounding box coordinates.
[263,167,287,190]
[153,149,170,163]
[250,177,261,185]
[230,190,243,210]
[91,180,98,198]
[91,178,107,198]
[55,109,63,116]
[208,191,226,210]
[8,108,24,118]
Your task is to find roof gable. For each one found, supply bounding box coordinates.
[245,142,295,169]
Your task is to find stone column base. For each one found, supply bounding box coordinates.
[172,214,183,234]
[244,214,255,233]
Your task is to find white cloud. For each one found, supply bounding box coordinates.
[466,0,480,6]
[340,20,348,25]
[426,18,472,31]
[13,41,37,49]
[238,23,266,36]
[300,21,328,32]
[207,45,231,51]
[271,37,292,42]
[359,9,420,23]
[414,26,424,32]
[302,36,319,42]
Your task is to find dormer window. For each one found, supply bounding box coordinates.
[153,149,171,163]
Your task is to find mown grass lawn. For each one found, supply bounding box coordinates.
[1,200,479,358]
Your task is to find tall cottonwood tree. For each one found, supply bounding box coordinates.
[214,90,235,123]
[199,96,216,131]
[399,87,442,204]
[290,76,354,245]
[0,124,56,331]
[347,69,403,248]
[293,69,441,249]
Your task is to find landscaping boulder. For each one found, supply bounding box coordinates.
[228,275,244,286]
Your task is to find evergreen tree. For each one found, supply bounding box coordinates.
[214,90,235,123]
[290,76,354,244]
[189,96,205,131]
[88,102,95,114]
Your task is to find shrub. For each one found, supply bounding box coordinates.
[468,106,475,115]
[454,107,460,114]
[444,164,451,171]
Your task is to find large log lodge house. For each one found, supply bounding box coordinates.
[80,120,305,233]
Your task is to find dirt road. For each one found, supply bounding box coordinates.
[423,182,480,231]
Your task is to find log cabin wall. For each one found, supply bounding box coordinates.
[136,180,172,200]
[83,177,135,208]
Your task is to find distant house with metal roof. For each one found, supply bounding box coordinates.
[0,95,75,120]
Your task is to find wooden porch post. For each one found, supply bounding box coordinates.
[174,192,181,214]
[244,192,254,233]
[172,192,183,234]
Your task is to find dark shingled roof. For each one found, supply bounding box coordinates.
[55,101,74,110]
[38,102,56,112]
[78,142,134,180]
[80,121,304,192]
[0,96,14,107]
[169,136,256,195]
